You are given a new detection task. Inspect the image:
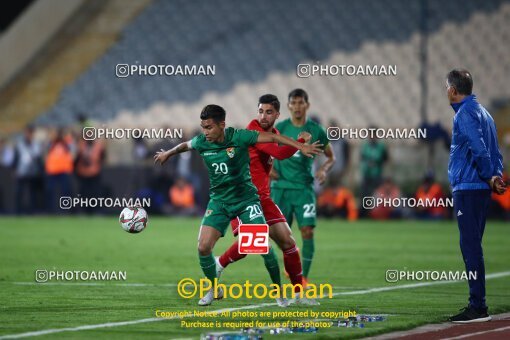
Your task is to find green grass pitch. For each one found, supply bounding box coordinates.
[1,217,509,339]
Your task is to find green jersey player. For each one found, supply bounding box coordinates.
[154,104,323,306]
[270,89,335,287]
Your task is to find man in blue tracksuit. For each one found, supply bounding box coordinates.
[445,69,506,323]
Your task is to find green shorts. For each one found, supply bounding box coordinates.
[271,187,316,228]
[201,198,266,236]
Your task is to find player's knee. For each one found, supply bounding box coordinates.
[197,242,212,256]
[300,226,314,239]
[280,235,296,250]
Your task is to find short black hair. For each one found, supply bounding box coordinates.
[446,69,473,95]
[288,88,309,103]
[258,94,280,112]
[200,104,226,123]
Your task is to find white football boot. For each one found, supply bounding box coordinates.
[289,292,320,306]
[198,286,224,306]
[275,297,290,307]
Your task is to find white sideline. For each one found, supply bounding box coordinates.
[441,326,510,340]
[12,282,356,289]
[1,271,510,339]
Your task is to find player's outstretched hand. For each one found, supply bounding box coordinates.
[300,141,323,158]
[490,176,507,195]
[298,131,312,143]
[154,149,170,165]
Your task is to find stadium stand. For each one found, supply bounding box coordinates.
[0,0,508,213]
[32,0,509,131]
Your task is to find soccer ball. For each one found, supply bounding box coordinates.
[119,207,148,233]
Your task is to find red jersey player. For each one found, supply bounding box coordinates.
[215,94,318,306]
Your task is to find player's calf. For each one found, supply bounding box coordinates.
[197,226,222,287]
[300,226,315,282]
[269,222,296,250]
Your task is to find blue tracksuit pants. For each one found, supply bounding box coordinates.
[453,189,491,310]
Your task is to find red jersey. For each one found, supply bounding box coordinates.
[246,119,302,199]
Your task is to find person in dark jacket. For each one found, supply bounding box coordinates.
[446,69,506,323]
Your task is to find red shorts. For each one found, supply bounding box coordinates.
[231,197,286,236]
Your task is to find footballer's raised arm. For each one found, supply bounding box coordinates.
[257,131,323,158]
[255,137,305,160]
[154,140,192,165]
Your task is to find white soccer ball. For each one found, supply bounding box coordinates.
[119,207,148,233]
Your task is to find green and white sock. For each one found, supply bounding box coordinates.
[261,247,281,286]
[199,254,217,282]
[302,238,314,279]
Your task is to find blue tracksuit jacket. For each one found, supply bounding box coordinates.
[448,95,503,192]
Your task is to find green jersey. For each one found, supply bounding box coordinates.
[191,127,259,203]
[360,141,387,179]
[271,118,329,190]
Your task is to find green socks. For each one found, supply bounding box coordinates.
[301,238,314,278]
[261,247,281,286]
[199,254,217,282]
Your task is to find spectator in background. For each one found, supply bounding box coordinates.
[76,113,92,129]
[151,130,179,208]
[317,186,337,218]
[327,119,350,181]
[317,181,358,221]
[414,170,448,219]
[75,135,106,213]
[13,125,43,214]
[0,136,15,214]
[45,128,75,212]
[369,177,401,220]
[490,172,510,220]
[176,130,202,198]
[360,127,388,211]
[133,136,149,161]
[167,177,198,216]
[0,136,15,167]
[132,135,154,196]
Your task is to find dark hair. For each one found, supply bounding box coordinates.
[200,104,226,123]
[446,69,473,95]
[288,88,309,103]
[258,94,280,112]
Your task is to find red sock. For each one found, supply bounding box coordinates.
[283,245,303,293]
[219,240,247,268]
